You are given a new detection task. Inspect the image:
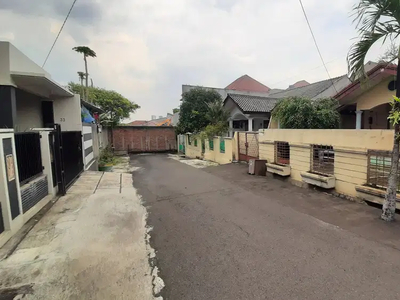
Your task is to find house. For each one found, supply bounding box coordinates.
[183,75,277,136]
[335,62,397,130]
[0,41,85,248]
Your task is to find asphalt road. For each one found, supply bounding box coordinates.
[132,154,400,300]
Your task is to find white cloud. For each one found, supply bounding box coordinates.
[0,0,390,120]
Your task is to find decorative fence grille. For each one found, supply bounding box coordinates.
[275,141,290,165]
[311,145,334,176]
[15,132,43,184]
[367,150,399,191]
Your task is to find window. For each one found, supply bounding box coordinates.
[188,136,191,145]
[220,138,225,153]
[209,140,214,150]
[367,150,399,191]
[194,139,198,147]
[388,80,397,91]
[275,142,290,165]
[311,145,334,176]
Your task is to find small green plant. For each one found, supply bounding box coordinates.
[99,146,115,166]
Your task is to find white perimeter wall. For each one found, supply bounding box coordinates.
[53,95,82,132]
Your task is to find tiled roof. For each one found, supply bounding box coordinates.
[227,93,279,113]
[289,80,310,89]
[226,75,270,93]
[129,120,148,126]
[269,76,346,99]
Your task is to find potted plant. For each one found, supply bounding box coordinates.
[98,146,115,171]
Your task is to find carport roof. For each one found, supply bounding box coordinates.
[11,72,73,98]
[227,93,279,113]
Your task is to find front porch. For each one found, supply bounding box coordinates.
[340,103,391,129]
[228,112,270,137]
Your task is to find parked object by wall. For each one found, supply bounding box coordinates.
[111,126,176,154]
[259,129,397,207]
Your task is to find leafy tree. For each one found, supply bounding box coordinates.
[272,97,340,129]
[68,82,140,126]
[348,0,400,221]
[176,87,223,134]
[173,108,180,114]
[73,46,96,102]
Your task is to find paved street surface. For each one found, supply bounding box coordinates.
[134,154,400,300]
[0,171,162,300]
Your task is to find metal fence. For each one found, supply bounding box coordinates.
[367,150,398,191]
[275,141,290,165]
[15,132,43,185]
[311,145,334,176]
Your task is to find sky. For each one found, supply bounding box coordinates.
[0,0,389,121]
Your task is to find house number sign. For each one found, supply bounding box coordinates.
[6,154,15,182]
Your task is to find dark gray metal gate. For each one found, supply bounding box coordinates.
[61,131,84,190]
[53,124,84,195]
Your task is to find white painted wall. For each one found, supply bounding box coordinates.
[15,89,43,132]
[0,42,12,86]
[36,130,56,196]
[8,42,51,78]
[0,131,24,248]
[53,95,82,132]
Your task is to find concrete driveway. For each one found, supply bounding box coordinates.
[0,171,163,300]
[133,154,400,300]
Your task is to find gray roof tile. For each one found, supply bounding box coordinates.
[227,93,279,113]
[269,76,346,99]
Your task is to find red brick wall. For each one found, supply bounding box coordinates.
[110,127,176,153]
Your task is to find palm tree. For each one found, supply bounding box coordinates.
[72,46,96,102]
[206,100,231,124]
[77,71,85,100]
[348,0,400,221]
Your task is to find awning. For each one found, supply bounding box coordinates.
[11,72,73,98]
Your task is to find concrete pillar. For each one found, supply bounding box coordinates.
[248,118,253,132]
[229,119,233,137]
[0,129,24,247]
[0,86,17,129]
[356,111,363,129]
[36,130,56,196]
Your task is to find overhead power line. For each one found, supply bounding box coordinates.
[42,0,78,68]
[298,0,338,93]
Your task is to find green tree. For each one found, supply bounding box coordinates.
[176,87,223,134]
[173,108,180,114]
[68,82,140,126]
[272,97,340,129]
[73,46,97,102]
[347,0,400,221]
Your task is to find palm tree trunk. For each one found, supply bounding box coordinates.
[84,55,89,102]
[381,60,400,221]
[80,76,84,101]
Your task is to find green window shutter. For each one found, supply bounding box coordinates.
[194,139,198,147]
[220,139,225,153]
[209,140,214,150]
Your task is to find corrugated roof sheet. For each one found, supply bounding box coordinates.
[227,93,279,113]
